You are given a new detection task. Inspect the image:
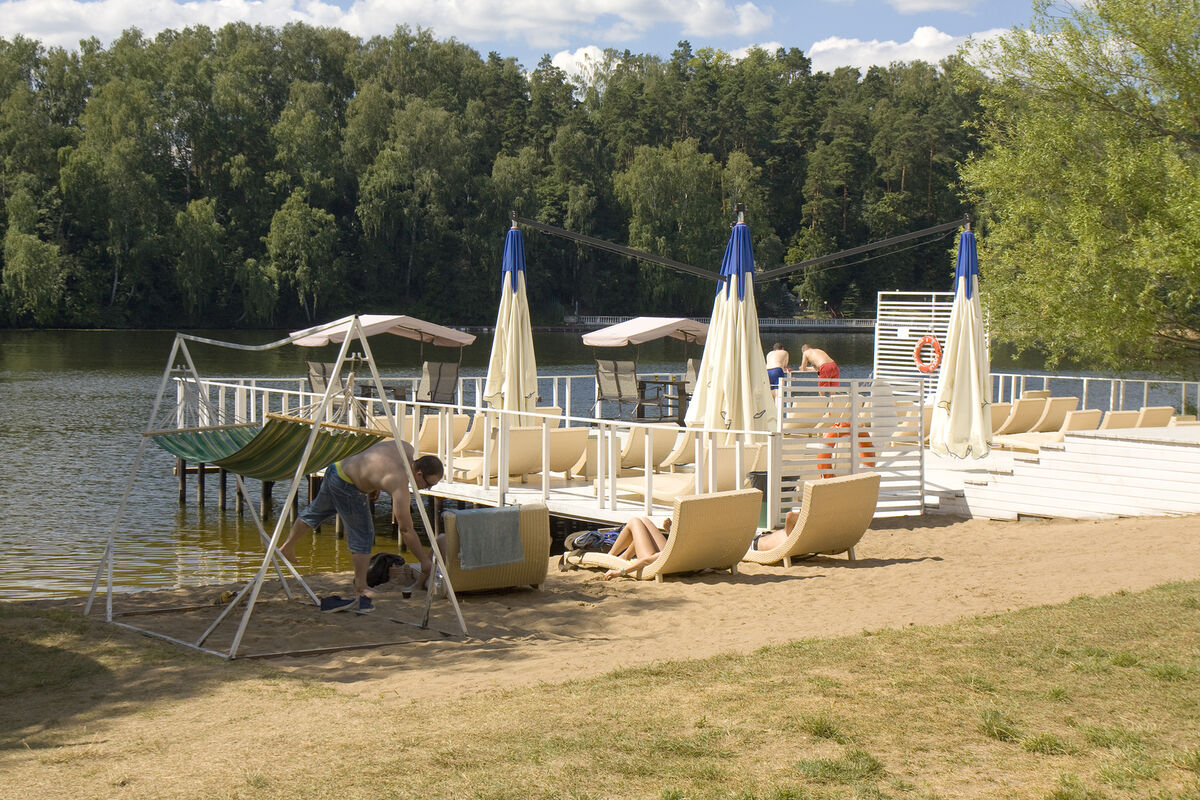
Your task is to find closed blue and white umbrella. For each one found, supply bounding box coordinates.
[483,224,539,417]
[929,228,991,458]
[684,213,777,440]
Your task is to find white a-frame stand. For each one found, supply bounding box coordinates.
[84,315,467,658]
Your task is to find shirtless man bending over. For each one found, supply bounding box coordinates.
[799,344,840,389]
[279,440,442,613]
[766,342,790,398]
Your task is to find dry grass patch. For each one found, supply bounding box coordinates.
[2,583,1200,799]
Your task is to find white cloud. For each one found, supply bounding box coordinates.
[550,45,606,84]
[0,0,773,53]
[886,0,979,12]
[808,24,1005,72]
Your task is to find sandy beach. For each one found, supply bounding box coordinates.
[58,511,1200,699]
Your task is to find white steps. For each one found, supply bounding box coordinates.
[958,428,1200,520]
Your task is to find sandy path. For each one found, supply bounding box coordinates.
[67,513,1200,699]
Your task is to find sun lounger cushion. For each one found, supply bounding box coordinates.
[453,506,523,569]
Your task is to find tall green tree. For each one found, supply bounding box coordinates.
[266,188,339,321]
[961,0,1200,371]
[3,184,63,322]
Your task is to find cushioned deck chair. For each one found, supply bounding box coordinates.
[993,408,1102,453]
[1027,396,1080,433]
[1135,406,1175,428]
[441,503,551,592]
[993,396,1048,436]
[561,488,762,582]
[742,472,880,566]
[1021,388,1052,399]
[416,361,459,405]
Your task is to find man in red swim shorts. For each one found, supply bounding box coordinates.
[799,344,840,389]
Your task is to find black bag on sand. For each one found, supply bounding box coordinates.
[366,552,407,587]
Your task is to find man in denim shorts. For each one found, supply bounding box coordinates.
[280,440,442,613]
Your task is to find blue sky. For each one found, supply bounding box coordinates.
[3,0,1035,75]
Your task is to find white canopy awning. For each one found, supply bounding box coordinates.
[582,316,708,347]
[290,314,476,348]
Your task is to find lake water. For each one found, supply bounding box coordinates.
[0,328,882,600]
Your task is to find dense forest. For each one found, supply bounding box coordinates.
[0,23,980,329]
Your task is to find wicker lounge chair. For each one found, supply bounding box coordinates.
[441,503,551,592]
[742,472,880,566]
[560,488,762,582]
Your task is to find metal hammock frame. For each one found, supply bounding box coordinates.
[84,315,469,659]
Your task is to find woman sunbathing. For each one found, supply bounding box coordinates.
[602,517,672,580]
[745,510,801,554]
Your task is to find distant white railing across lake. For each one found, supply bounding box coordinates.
[569,315,875,330]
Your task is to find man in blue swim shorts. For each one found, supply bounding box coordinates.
[280,440,442,613]
[766,342,791,398]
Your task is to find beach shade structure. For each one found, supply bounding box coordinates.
[483,223,539,418]
[291,314,476,350]
[928,226,992,458]
[582,316,708,348]
[684,209,777,440]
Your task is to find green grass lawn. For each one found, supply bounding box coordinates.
[3,583,1199,799]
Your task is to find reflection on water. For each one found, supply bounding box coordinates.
[0,327,869,600]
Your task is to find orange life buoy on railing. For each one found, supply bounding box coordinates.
[817,422,876,478]
[913,335,942,373]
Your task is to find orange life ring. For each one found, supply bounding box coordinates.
[913,335,942,373]
[817,422,876,478]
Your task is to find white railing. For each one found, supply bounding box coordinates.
[991,372,1199,415]
[569,315,874,329]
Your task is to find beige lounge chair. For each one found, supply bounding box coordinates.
[453,413,495,456]
[1099,409,1139,429]
[613,444,762,504]
[451,426,544,483]
[1021,388,1052,399]
[1135,406,1175,428]
[1028,396,1080,433]
[993,397,1048,436]
[440,503,551,592]
[658,423,701,471]
[620,424,681,473]
[742,472,880,566]
[533,406,563,427]
[560,488,762,582]
[543,426,590,476]
[989,402,1012,434]
[414,412,470,456]
[993,408,1102,452]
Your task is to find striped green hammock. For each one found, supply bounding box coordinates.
[148,413,387,482]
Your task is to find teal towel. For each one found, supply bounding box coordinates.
[454,506,523,570]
